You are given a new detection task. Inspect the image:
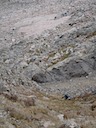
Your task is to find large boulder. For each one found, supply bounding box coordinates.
[32,53,96,83]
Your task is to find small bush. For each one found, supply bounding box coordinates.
[90,105,96,111]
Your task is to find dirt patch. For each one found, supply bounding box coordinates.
[17,14,70,38]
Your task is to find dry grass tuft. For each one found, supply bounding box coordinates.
[59,124,66,128]
[22,97,35,107]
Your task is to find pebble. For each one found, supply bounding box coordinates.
[12,38,15,42]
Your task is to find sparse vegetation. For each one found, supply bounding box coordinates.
[3,93,18,102]
[86,31,96,39]
[0,86,96,128]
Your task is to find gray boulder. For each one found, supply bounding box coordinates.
[32,53,96,83]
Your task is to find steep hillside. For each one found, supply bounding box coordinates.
[0,0,96,128]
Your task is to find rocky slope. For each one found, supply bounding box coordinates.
[0,0,96,128]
